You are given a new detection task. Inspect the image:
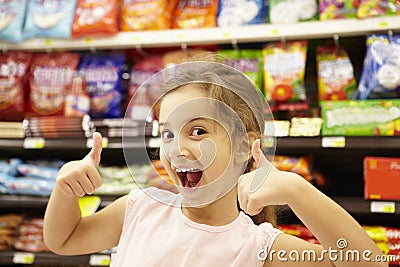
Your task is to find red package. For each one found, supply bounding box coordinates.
[0,52,32,121]
[277,224,314,238]
[28,53,80,117]
[71,0,118,38]
[173,0,218,29]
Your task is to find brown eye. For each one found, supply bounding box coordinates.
[191,128,207,136]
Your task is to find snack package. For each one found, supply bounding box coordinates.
[321,99,400,136]
[318,0,358,20]
[358,34,400,100]
[121,0,177,31]
[79,54,125,118]
[269,0,318,24]
[278,224,315,238]
[28,53,80,117]
[262,41,307,106]
[356,0,398,18]
[23,0,78,40]
[218,49,264,92]
[316,46,357,101]
[273,155,313,180]
[71,0,118,37]
[0,0,27,43]
[0,52,33,121]
[217,0,266,27]
[172,0,218,29]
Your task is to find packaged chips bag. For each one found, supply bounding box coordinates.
[120,0,177,31]
[262,41,307,107]
[217,0,266,27]
[318,0,358,20]
[317,46,357,100]
[0,52,32,121]
[173,0,218,29]
[23,0,77,40]
[28,53,80,117]
[71,0,118,37]
[0,0,27,43]
[358,34,400,99]
[356,0,398,18]
[79,54,125,118]
[269,0,318,24]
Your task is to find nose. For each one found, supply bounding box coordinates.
[163,133,188,160]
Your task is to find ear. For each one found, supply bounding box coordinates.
[234,131,258,164]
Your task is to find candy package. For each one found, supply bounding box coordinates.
[23,0,77,40]
[79,54,125,118]
[0,52,33,121]
[356,0,398,18]
[173,0,218,28]
[121,0,177,31]
[269,0,318,24]
[318,0,357,20]
[262,41,307,106]
[358,34,400,99]
[28,53,80,117]
[71,0,118,37]
[217,0,266,27]
[316,46,357,100]
[0,0,27,43]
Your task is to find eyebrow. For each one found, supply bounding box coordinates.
[158,118,212,127]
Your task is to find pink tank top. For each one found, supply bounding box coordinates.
[111,187,281,267]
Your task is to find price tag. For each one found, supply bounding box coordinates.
[86,137,108,149]
[176,33,185,40]
[89,254,111,266]
[270,29,280,35]
[84,37,93,44]
[222,31,231,38]
[132,36,140,42]
[43,39,53,46]
[13,252,35,264]
[321,136,345,148]
[377,20,389,28]
[370,201,395,213]
[23,137,45,149]
[148,137,161,148]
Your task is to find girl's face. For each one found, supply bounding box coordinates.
[158,85,244,203]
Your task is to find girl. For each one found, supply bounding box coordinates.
[43,61,386,267]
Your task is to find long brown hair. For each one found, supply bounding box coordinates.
[156,54,276,226]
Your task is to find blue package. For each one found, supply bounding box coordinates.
[0,0,27,43]
[23,0,77,40]
[358,34,400,100]
[0,158,22,176]
[3,176,55,196]
[17,164,59,180]
[217,0,266,27]
[79,54,125,118]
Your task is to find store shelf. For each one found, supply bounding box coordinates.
[0,17,399,51]
[334,197,400,216]
[0,251,110,266]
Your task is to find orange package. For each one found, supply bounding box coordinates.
[71,0,118,38]
[173,0,218,29]
[121,0,178,31]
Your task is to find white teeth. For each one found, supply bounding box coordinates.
[175,167,199,172]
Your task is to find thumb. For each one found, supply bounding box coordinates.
[86,132,103,166]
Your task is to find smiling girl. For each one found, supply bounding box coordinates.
[43,60,386,267]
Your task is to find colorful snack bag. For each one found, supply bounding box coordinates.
[356,0,398,18]
[79,54,125,118]
[262,41,307,104]
[23,0,77,40]
[0,52,32,121]
[318,0,358,20]
[173,0,218,29]
[217,0,266,27]
[28,53,80,117]
[0,0,27,43]
[269,0,318,24]
[121,0,177,31]
[317,46,357,100]
[358,34,400,99]
[71,0,118,37]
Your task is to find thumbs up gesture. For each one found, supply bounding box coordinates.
[238,139,297,216]
[55,132,103,197]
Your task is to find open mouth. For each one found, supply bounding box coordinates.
[174,167,203,188]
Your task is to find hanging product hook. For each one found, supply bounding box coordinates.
[89,45,96,54]
[1,46,8,55]
[135,44,147,57]
[280,35,286,48]
[231,38,239,50]
[333,34,340,50]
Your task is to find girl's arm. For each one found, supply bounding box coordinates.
[43,133,126,255]
[239,140,387,267]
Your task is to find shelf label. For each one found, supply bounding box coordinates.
[222,31,231,38]
[84,37,94,44]
[321,136,345,148]
[89,254,111,266]
[13,252,35,264]
[79,196,101,217]
[270,28,280,35]
[23,137,45,149]
[148,137,161,148]
[370,201,395,213]
[86,137,108,149]
[176,33,185,40]
[43,39,53,46]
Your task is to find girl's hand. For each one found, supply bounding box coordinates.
[55,132,103,197]
[238,139,299,216]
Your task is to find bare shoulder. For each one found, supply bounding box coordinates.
[262,233,335,267]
